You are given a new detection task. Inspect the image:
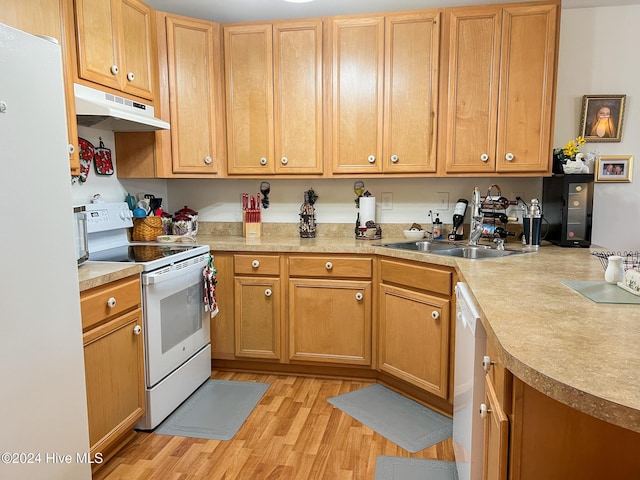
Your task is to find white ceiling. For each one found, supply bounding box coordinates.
[144,0,640,23]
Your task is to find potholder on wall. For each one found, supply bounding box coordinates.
[94,137,114,175]
[72,137,94,184]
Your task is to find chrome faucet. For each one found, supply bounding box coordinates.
[468,187,483,246]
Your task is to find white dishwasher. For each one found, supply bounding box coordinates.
[453,282,486,480]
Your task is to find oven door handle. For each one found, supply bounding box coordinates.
[143,264,200,285]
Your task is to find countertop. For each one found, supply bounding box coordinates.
[198,234,640,433]
[78,234,640,433]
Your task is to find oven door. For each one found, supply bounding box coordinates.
[142,253,211,388]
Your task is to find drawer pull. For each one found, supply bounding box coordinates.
[480,153,489,162]
[479,403,489,419]
[204,156,212,165]
[251,260,260,268]
[325,261,333,270]
[431,310,440,320]
[483,355,495,374]
[127,71,135,82]
[281,157,288,165]
[367,155,376,164]
[265,288,272,297]
[107,297,117,308]
[355,292,363,301]
[133,325,141,335]
[390,154,399,163]
[259,157,268,166]
[505,152,515,162]
[110,64,119,75]
[68,144,76,155]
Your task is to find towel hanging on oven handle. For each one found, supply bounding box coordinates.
[203,254,219,318]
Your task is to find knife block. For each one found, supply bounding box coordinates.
[242,211,262,238]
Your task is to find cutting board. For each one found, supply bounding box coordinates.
[561,280,640,304]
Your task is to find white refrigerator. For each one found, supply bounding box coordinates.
[0,23,92,479]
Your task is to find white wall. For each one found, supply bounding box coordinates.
[555,6,640,250]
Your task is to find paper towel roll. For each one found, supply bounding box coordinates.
[359,196,376,225]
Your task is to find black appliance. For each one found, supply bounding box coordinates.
[541,173,594,247]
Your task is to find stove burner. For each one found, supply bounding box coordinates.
[89,244,202,264]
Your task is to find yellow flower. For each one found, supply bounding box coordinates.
[562,136,586,159]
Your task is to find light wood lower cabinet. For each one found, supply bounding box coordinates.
[483,374,508,480]
[378,258,454,399]
[289,278,372,365]
[80,275,144,467]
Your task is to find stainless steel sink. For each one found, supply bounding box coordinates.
[378,240,531,259]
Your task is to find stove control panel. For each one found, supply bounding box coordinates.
[85,202,133,233]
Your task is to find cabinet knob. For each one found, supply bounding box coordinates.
[127,71,135,82]
[505,152,515,161]
[68,144,76,155]
[483,355,495,374]
[431,310,440,320]
[133,325,142,335]
[110,65,119,75]
[204,156,212,165]
[367,155,376,164]
[264,288,272,297]
[107,297,117,308]
[260,157,268,166]
[479,403,489,419]
[390,154,399,163]
[251,259,260,268]
[480,153,489,162]
[281,157,288,165]
[355,292,363,301]
[325,261,333,270]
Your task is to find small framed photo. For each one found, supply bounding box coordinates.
[579,94,626,142]
[595,155,633,182]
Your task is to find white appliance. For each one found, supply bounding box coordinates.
[83,203,211,430]
[74,82,170,132]
[0,23,92,479]
[453,282,487,480]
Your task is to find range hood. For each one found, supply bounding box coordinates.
[74,83,170,132]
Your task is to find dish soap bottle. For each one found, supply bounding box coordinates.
[432,214,443,240]
[604,256,624,284]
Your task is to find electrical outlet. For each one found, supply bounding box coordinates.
[381,192,393,210]
[512,192,525,202]
[436,192,449,210]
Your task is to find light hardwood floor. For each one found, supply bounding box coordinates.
[93,370,455,480]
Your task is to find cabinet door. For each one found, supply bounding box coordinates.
[74,0,120,91]
[83,308,144,454]
[0,0,80,173]
[289,278,371,365]
[379,284,450,398]
[496,4,557,173]
[234,277,281,359]
[330,17,384,174]
[225,24,275,174]
[444,7,501,173]
[383,12,440,173]
[120,0,154,99]
[273,21,323,174]
[166,15,219,174]
[483,377,509,480]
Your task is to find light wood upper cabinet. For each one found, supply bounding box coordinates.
[0,0,80,173]
[74,0,155,100]
[166,14,220,174]
[330,13,440,174]
[224,20,323,175]
[383,13,439,173]
[330,16,385,174]
[444,3,558,174]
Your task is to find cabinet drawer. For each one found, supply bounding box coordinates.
[485,340,512,412]
[80,276,141,331]
[234,254,280,275]
[288,256,372,278]
[380,259,452,296]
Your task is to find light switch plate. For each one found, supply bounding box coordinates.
[381,192,393,210]
[437,192,449,210]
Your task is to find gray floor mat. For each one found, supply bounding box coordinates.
[328,384,452,453]
[155,379,269,440]
[375,456,459,480]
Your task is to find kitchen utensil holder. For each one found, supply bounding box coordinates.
[242,211,262,238]
[132,216,162,241]
[591,251,640,271]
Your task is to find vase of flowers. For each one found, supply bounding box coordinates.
[553,136,586,174]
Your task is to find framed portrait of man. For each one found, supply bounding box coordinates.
[579,94,626,142]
